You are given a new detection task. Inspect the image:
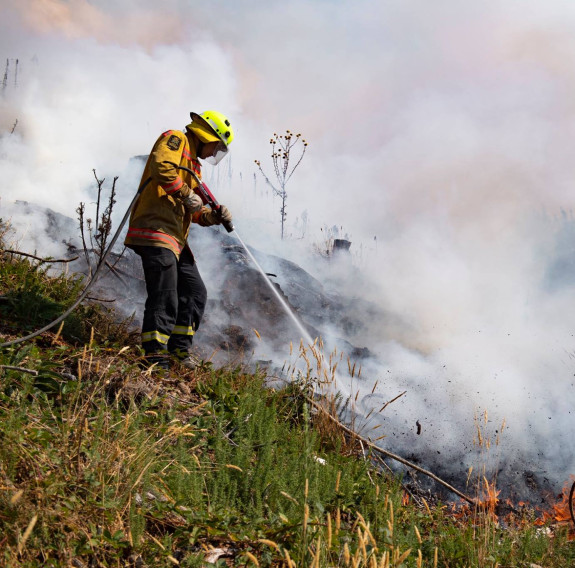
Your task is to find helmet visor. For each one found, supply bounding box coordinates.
[204,141,229,166]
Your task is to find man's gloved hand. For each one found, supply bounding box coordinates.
[201,205,233,226]
[219,205,232,224]
[181,192,203,213]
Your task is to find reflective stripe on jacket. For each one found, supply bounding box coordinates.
[124,128,207,258]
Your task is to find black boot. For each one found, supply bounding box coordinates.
[170,348,202,371]
[140,353,171,374]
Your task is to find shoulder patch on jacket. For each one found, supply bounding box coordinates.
[167,135,182,151]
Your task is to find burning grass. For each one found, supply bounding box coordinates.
[535,476,575,530]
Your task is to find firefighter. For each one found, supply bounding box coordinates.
[125,110,234,371]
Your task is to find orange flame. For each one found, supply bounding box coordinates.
[535,476,575,527]
[448,478,501,522]
[476,477,501,521]
[447,476,575,536]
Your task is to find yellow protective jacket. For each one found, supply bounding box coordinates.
[124,127,209,258]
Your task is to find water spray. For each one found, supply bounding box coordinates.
[174,164,316,345]
[231,232,315,346]
[230,227,475,503]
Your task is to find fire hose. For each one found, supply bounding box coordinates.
[0,165,232,349]
[166,163,234,234]
[0,176,152,348]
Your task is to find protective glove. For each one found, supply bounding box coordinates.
[181,192,203,214]
[201,205,232,226]
[219,205,233,224]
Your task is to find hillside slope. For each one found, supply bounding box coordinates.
[1,220,574,567]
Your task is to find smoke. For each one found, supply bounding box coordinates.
[3,0,575,496]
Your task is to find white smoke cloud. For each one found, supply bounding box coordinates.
[2,0,575,495]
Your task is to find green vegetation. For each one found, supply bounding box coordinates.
[0,223,132,346]
[1,219,574,567]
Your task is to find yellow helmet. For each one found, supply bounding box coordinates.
[190,110,234,147]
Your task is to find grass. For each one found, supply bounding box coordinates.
[0,244,131,346]
[1,218,575,567]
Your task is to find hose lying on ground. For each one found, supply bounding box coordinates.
[0,178,151,349]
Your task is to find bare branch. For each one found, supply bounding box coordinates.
[85,296,116,303]
[285,144,307,185]
[78,170,120,275]
[76,202,93,276]
[1,250,79,264]
[0,365,38,376]
[93,169,104,253]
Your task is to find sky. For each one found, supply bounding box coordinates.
[3,0,575,495]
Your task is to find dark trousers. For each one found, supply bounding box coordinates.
[132,245,207,357]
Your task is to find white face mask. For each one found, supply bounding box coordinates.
[203,141,229,166]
